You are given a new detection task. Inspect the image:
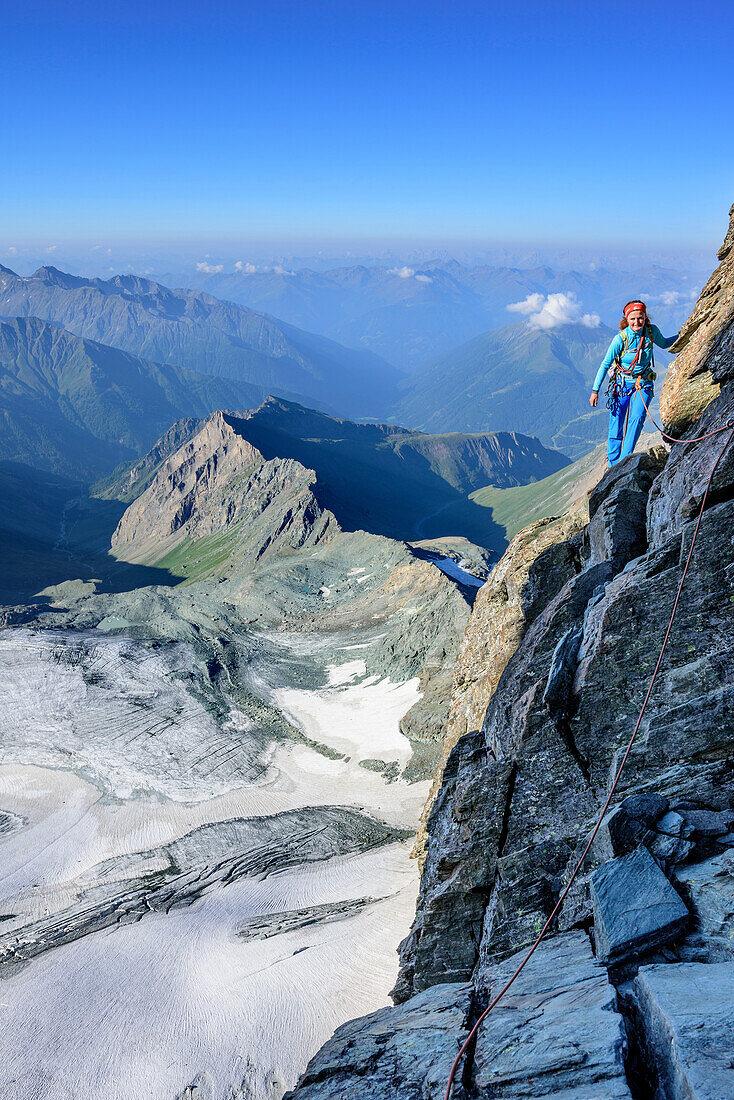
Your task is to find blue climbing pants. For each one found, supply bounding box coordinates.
[607,381,653,466]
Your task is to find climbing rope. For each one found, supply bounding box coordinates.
[636,385,734,445]
[444,417,734,1100]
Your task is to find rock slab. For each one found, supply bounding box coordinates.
[591,847,689,964]
[628,961,734,1100]
[473,931,631,1098]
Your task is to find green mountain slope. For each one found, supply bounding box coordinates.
[470,444,607,539]
[393,321,614,457]
[0,264,402,418]
[0,317,271,478]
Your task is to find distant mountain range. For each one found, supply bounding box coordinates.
[0,264,402,418]
[393,321,617,457]
[0,316,275,478]
[171,259,696,369]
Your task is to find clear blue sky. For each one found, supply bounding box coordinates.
[4,0,733,248]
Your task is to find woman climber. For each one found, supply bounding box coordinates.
[590,300,678,465]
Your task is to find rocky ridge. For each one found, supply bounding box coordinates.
[111,409,339,568]
[284,210,734,1098]
[660,202,734,431]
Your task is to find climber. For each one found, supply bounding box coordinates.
[590,300,678,465]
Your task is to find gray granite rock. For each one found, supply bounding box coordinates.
[627,961,734,1100]
[586,449,667,571]
[591,848,689,965]
[283,982,472,1099]
[675,852,734,962]
[647,811,696,870]
[675,808,731,838]
[596,794,671,861]
[472,931,631,1099]
[276,229,734,1100]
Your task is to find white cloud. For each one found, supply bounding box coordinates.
[196,261,224,274]
[6,246,18,255]
[415,274,433,283]
[233,261,294,276]
[507,292,545,316]
[46,245,57,253]
[643,289,698,308]
[506,292,600,330]
[388,266,415,279]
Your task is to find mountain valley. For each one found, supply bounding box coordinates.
[0,223,726,1100]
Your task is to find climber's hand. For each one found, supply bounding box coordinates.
[589,392,598,407]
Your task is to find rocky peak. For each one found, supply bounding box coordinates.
[111,409,339,570]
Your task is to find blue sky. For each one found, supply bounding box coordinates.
[4,0,733,249]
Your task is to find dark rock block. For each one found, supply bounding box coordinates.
[543,624,583,715]
[588,450,667,522]
[627,961,734,1100]
[597,794,671,860]
[647,811,696,870]
[284,981,472,1100]
[623,793,671,825]
[591,847,689,965]
[586,448,667,572]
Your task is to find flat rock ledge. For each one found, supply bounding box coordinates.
[286,932,632,1099]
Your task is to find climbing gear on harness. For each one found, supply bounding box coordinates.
[443,415,734,1100]
[605,322,656,413]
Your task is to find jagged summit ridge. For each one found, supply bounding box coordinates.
[283,207,734,1099]
[112,409,338,568]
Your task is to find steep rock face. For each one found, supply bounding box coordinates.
[94,415,204,502]
[286,208,734,1100]
[413,509,587,866]
[111,410,339,567]
[660,204,734,431]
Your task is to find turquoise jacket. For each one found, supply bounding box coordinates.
[592,324,678,393]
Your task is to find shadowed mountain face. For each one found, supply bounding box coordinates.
[393,321,615,457]
[109,398,569,565]
[0,317,271,478]
[0,264,402,418]
[0,461,179,605]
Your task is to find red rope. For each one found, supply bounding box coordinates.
[636,386,734,445]
[444,419,734,1100]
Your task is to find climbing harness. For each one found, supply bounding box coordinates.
[605,323,656,414]
[444,413,734,1100]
